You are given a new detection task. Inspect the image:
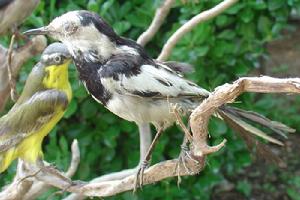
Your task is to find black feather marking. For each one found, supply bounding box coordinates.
[162,61,194,74]
[76,10,153,62]
[187,82,198,87]
[132,91,161,98]
[155,78,172,87]
[99,54,142,81]
[74,59,112,106]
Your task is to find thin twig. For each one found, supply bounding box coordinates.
[137,0,175,46]
[7,34,18,101]
[157,0,238,61]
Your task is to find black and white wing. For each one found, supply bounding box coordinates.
[99,54,209,99]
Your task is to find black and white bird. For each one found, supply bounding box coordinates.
[25,10,294,188]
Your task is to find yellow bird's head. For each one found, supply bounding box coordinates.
[40,43,72,101]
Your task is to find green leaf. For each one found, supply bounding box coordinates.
[238,22,255,39]
[225,3,245,14]
[287,188,300,200]
[268,0,285,11]
[215,15,231,27]
[258,16,272,36]
[88,0,99,12]
[194,45,210,57]
[236,180,252,197]
[240,8,254,23]
[64,99,78,118]
[250,0,267,10]
[113,21,131,35]
[217,30,236,40]
[80,99,98,119]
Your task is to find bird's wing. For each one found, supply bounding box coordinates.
[160,61,194,74]
[99,54,209,99]
[0,89,68,152]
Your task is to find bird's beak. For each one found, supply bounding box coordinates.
[23,26,50,35]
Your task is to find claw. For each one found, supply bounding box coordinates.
[133,160,149,192]
[175,144,201,186]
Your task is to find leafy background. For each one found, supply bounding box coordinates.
[1,0,300,199]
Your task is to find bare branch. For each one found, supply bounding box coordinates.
[23,157,205,198]
[0,0,40,35]
[157,0,238,61]
[0,35,47,111]
[190,76,300,157]
[66,139,81,177]
[137,0,175,46]
[0,140,80,200]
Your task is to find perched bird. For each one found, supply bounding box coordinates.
[24,10,295,188]
[0,0,40,35]
[0,42,72,172]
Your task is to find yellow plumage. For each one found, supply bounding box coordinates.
[0,43,72,172]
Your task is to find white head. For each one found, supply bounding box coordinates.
[25,10,121,59]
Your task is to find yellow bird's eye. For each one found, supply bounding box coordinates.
[54,55,62,64]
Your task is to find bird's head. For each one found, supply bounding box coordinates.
[24,10,121,59]
[41,42,71,67]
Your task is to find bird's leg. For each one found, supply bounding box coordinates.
[172,105,199,184]
[134,126,164,192]
[138,123,152,167]
[175,135,201,186]
[7,34,18,102]
[172,104,192,142]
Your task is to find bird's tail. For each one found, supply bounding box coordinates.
[217,106,295,167]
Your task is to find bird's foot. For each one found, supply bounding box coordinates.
[133,160,149,193]
[175,144,200,186]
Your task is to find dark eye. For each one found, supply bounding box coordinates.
[54,55,62,63]
[64,22,78,34]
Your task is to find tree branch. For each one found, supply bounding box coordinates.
[0,140,80,200]
[0,35,47,111]
[19,157,206,198]
[190,76,300,157]
[157,0,238,61]
[137,0,175,46]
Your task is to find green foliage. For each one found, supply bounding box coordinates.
[1,0,300,199]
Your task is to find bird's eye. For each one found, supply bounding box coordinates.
[63,22,78,34]
[54,55,62,63]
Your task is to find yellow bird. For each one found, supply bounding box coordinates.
[0,42,72,172]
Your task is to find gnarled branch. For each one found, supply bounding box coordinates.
[190,76,300,157]
[0,140,80,200]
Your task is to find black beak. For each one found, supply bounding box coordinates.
[23,27,49,35]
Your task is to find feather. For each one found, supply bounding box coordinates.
[219,110,284,145]
[219,110,286,168]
